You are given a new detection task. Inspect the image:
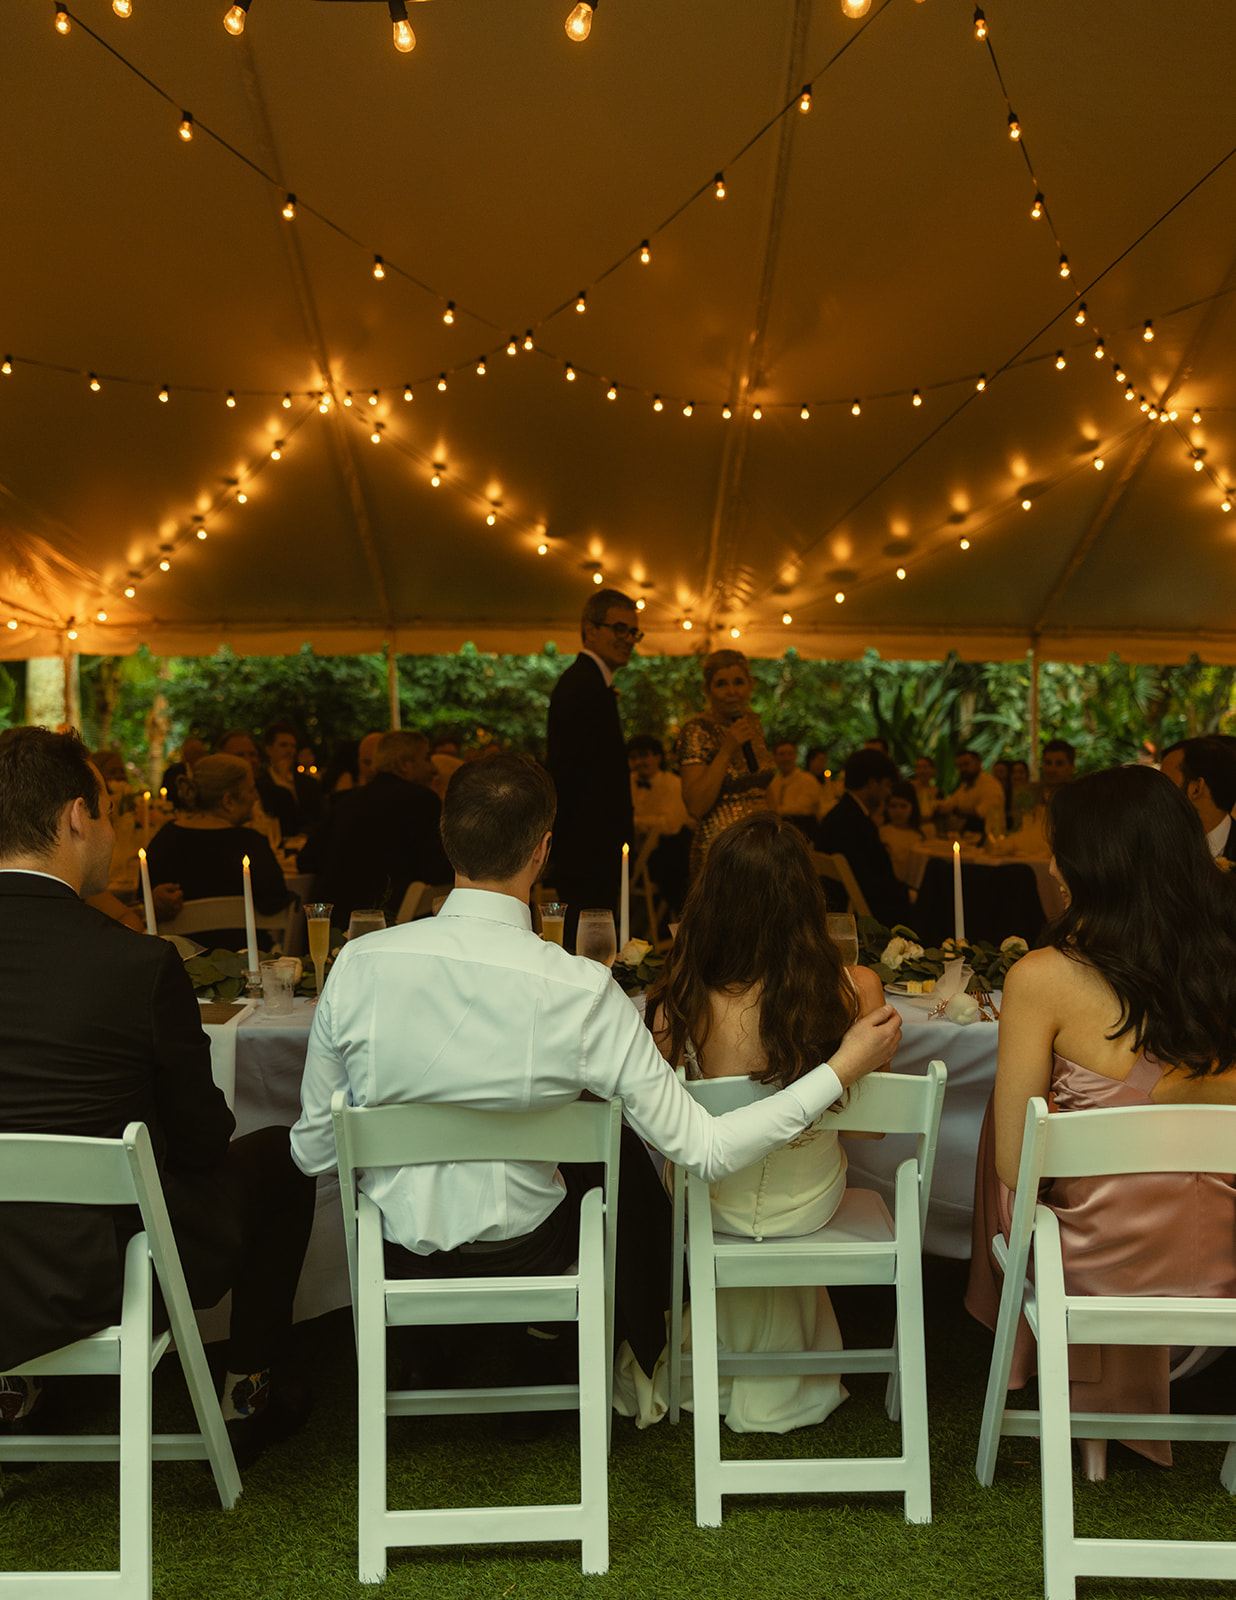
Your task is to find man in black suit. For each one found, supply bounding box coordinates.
[298,728,451,925]
[817,747,911,925]
[1160,736,1236,860]
[546,588,640,951]
[0,727,314,1464]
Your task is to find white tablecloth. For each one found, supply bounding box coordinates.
[906,838,1063,923]
[842,994,998,1258]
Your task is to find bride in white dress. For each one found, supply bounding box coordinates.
[620,812,888,1433]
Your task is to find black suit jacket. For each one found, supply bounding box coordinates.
[816,792,911,927]
[0,872,236,1368]
[297,772,451,925]
[546,654,633,904]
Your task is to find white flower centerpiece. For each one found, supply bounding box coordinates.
[860,918,1029,994]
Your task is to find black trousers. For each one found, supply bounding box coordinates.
[383,1125,672,1378]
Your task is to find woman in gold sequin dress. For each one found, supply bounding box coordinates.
[677,650,776,881]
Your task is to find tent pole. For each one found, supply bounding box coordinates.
[386,641,401,731]
[1028,639,1040,780]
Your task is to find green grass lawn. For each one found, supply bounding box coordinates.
[2,1259,1234,1598]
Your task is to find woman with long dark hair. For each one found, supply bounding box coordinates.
[966,764,1236,1477]
[635,812,891,1432]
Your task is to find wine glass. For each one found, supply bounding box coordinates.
[576,908,617,967]
[305,901,333,996]
[826,912,859,969]
[347,909,387,940]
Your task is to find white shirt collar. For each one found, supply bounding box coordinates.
[436,885,533,930]
[0,866,76,890]
[1206,813,1232,857]
[578,648,615,688]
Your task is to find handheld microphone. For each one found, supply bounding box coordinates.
[729,711,758,774]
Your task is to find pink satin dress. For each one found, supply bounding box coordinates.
[965,1052,1236,1465]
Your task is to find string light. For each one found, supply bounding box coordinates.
[975,375,986,392]
[1158,409,1169,422]
[1114,367,1126,382]
[281,193,296,219]
[279,392,291,408]
[475,359,487,376]
[1125,385,1135,400]
[523,330,534,350]
[178,111,194,142]
[1148,405,1159,420]
[714,173,726,199]
[1030,192,1044,219]
[6,619,17,630]
[752,405,762,419]
[96,608,108,621]
[592,571,604,585]
[1093,456,1104,470]
[1193,409,1202,424]
[959,538,971,550]
[565,364,575,381]
[606,385,617,401]
[389,0,415,52]
[0,358,10,375]
[89,373,100,392]
[403,384,414,401]
[318,395,330,413]
[113,0,132,16]
[1140,397,1150,412]
[123,586,136,599]
[537,542,548,555]
[430,464,443,486]
[343,391,353,406]
[437,374,447,391]
[1194,450,1206,472]
[1021,497,1032,510]
[270,442,282,460]
[158,559,170,571]
[682,619,693,630]
[781,613,792,625]
[1143,319,1154,341]
[722,406,732,419]
[54,4,70,34]
[635,599,646,611]
[911,389,922,407]
[1007,112,1021,141]
[800,404,810,418]
[223,1,250,34]
[639,241,651,264]
[226,390,236,407]
[506,338,518,356]
[67,629,78,641]
[895,567,906,580]
[372,255,385,280]
[157,384,169,403]
[1058,254,1070,278]
[730,627,741,639]
[683,402,693,416]
[486,502,499,525]
[1223,493,1232,513]
[236,491,247,503]
[798,86,812,113]
[841,0,871,16]
[1093,337,1105,359]
[195,520,207,538]
[834,591,845,603]
[370,425,382,443]
[653,396,663,412]
[443,303,455,325]
[851,400,861,416]
[1074,303,1087,326]
[973,7,987,39]
[565,2,594,42]
[575,291,587,313]
[1055,351,1066,369]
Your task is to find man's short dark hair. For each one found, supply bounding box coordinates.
[374,729,429,774]
[843,747,900,791]
[263,719,298,749]
[627,734,664,760]
[1043,738,1076,764]
[441,753,556,881]
[1177,737,1236,814]
[0,726,101,859]
[581,586,636,636]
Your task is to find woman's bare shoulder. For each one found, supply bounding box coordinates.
[1002,944,1079,998]
[851,964,885,1014]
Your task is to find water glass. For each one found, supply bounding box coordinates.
[826,912,860,969]
[576,908,617,967]
[540,901,567,945]
[260,956,301,1015]
[347,909,387,940]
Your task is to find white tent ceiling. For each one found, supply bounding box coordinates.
[3,0,1235,663]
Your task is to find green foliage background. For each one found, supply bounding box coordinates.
[56,644,1236,780]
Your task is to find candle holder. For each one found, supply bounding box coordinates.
[242,967,263,1000]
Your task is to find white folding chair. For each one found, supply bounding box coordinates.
[808,850,872,918]
[0,1122,241,1598]
[629,831,670,950]
[393,881,451,923]
[330,1090,622,1580]
[975,1098,1236,1600]
[159,894,295,949]
[667,1063,946,1526]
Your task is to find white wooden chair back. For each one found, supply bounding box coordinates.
[808,850,872,917]
[160,893,295,947]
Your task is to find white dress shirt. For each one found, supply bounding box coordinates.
[291,887,844,1254]
[767,768,824,818]
[941,769,1006,829]
[1207,813,1232,858]
[631,769,691,835]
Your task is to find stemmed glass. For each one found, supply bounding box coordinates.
[576,908,617,967]
[306,902,333,996]
[347,910,387,940]
[826,912,859,969]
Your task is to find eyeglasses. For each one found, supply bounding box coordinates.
[599,622,644,643]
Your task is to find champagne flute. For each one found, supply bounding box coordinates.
[306,901,333,996]
[576,908,617,967]
[539,901,567,945]
[826,911,859,969]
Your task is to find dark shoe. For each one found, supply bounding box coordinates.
[225,1380,312,1471]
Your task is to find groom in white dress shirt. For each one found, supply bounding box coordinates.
[291,752,900,1378]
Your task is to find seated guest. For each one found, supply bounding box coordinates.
[357,731,382,786]
[935,749,1006,835]
[256,720,324,839]
[1160,736,1236,859]
[805,747,840,818]
[1040,738,1077,796]
[628,735,691,837]
[767,739,827,836]
[319,738,359,799]
[624,813,893,1432]
[0,728,315,1463]
[145,754,290,950]
[912,754,938,816]
[817,748,910,924]
[966,765,1236,1478]
[291,755,901,1394]
[161,736,207,811]
[879,779,926,885]
[217,728,280,846]
[297,729,451,926]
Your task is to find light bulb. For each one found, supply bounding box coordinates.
[1125,386,1135,400]
[1223,494,1232,513]
[96,609,108,621]
[799,86,812,112]
[537,543,548,555]
[372,256,385,279]
[179,112,194,142]
[1158,409,1169,423]
[430,469,441,486]
[278,392,290,409]
[683,402,693,416]
[1031,192,1044,219]
[722,406,732,419]
[443,303,455,325]
[635,598,646,611]
[0,358,10,375]
[1148,405,1159,420]
[343,391,353,406]
[912,389,922,406]
[801,405,810,418]
[196,525,207,539]
[1055,351,1066,369]
[124,586,136,599]
[507,339,518,356]
[851,400,861,416]
[282,193,296,219]
[639,241,651,264]
[1194,456,1205,472]
[1093,456,1104,470]
[1193,409,1202,424]
[371,430,381,443]
[975,375,986,392]
[653,396,663,412]
[437,375,447,391]
[575,292,586,313]
[606,386,617,401]
[959,538,971,550]
[404,385,414,401]
[1074,302,1087,325]
[895,568,906,580]
[523,330,534,350]
[318,397,329,413]
[1058,254,1069,278]
[476,359,487,376]
[834,591,845,604]
[113,0,132,16]
[1143,319,1154,341]
[682,619,693,631]
[592,572,603,584]
[67,629,78,641]
[730,627,741,639]
[973,6,986,38]
[1094,337,1105,359]
[714,173,726,199]
[565,365,575,381]
[159,560,170,572]
[752,405,763,419]
[393,18,415,50]
[565,3,593,42]
[782,613,792,625]
[89,374,100,391]
[270,444,282,460]
[158,385,169,403]
[365,390,377,406]
[1007,112,1021,140]
[1114,367,1126,382]
[486,511,497,526]
[224,2,248,35]
[226,390,236,407]
[841,0,871,16]
[1021,498,1032,510]
[54,4,70,34]
[237,491,247,503]
[1140,398,1150,412]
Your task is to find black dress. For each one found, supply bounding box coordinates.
[145,822,290,949]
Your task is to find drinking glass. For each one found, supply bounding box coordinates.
[347,909,387,940]
[539,901,567,945]
[826,912,860,969]
[260,956,301,1015]
[576,908,617,967]
[305,901,333,996]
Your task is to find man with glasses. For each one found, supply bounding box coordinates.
[547,588,641,950]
